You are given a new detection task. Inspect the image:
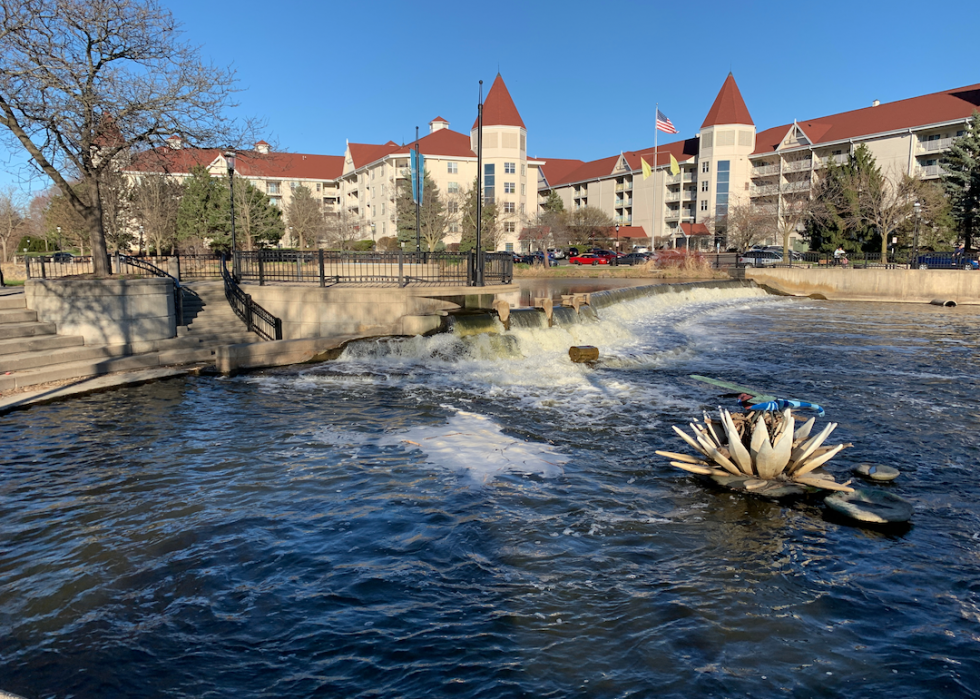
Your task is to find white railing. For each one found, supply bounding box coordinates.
[784,159,813,172]
[815,154,849,168]
[752,164,780,177]
[920,137,953,152]
[782,180,811,193]
[665,192,681,202]
[917,164,948,178]
[750,184,779,196]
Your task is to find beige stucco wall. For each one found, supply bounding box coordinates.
[746,267,980,304]
[25,277,177,344]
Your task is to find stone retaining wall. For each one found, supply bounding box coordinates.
[745,267,980,304]
[26,278,176,344]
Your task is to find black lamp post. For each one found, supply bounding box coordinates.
[912,200,921,266]
[225,150,238,278]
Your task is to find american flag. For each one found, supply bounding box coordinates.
[656,109,678,134]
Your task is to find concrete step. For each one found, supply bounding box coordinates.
[0,295,26,311]
[2,343,134,372]
[0,321,57,340]
[179,322,247,336]
[0,309,37,324]
[0,352,166,392]
[0,333,85,357]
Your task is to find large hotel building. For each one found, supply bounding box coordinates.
[125,74,980,251]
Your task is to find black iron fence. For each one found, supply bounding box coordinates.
[220,257,282,341]
[233,250,513,287]
[24,255,97,278]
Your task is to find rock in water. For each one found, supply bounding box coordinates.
[825,488,913,524]
[569,346,599,363]
[854,463,900,481]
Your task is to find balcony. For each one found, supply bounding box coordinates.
[750,183,780,196]
[920,137,954,153]
[815,154,849,168]
[683,189,697,200]
[917,164,948,179]
[665,192,681,202]
[782,180,812,193]
[752,163,780,177]
[665,209,680,221]
[783,159,813,172]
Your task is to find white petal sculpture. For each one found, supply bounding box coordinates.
[658,406,854,495]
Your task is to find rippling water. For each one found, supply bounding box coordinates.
[2,284,980,698]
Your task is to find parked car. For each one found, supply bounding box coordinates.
[763,246,804,260]
[915,252,979,270]
[569,253,609,266]
[738,250,783,267]
[547,248,566,259]
[50,252,75,263]
[616,252,651,266]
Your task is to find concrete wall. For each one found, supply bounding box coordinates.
[746,267,980,304]
[244,284,517,339]
[26,277,176,344]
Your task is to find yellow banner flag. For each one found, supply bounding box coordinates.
[641,157,652,180]
[670,153,680,176]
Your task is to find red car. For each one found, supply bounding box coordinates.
[569,253,609,266]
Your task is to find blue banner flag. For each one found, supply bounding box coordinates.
[411,149,425,205]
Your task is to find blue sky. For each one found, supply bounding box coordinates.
[3,0,979,199]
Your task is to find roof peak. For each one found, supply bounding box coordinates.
[473,74,526,130]
[701,73,754,128]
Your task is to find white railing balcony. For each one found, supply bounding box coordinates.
[624,181,633,190]
[665,192,681,202]
[784,159,813,172]
[682,172,695,182]
[615,183,625,191]
[752,164,780,177]
[917,164,948,178]
[683,189,697,200]
[815,154,849,168]
[665,209,680,221]
[920,137,954,152]
[782,180,812,193]
[750,184,780,196]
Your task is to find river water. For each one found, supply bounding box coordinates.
[2,282,979,698]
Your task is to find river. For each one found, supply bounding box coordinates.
[1,281,979,698]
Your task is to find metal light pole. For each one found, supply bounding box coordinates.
[912,200,921,266]
[415,126,421,254]
[56,226,62,252]
[225,151,238,279]
[475,80,484,287]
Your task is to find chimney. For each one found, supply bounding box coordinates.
[872,100,880,107]
[255,140,271,154]
[166,135,182,149]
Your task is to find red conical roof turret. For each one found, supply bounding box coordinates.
[473,74,526,129]
[701,73,754,128]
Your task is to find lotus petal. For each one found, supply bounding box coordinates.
[793,443,846,477]
[794,475,854,492]
[672,425,709,457]
[670,461,714,475]
[770,413,794,474]
[691,423,718,449]
[755,435,782,479]
[656,450,711,466]
[703,445,743,476]
[721,409,754,475]
[794,417,815,442]
[749,416,769,461]
[703,412,723,446]
[744,479,769,491]
[790,422,837,469]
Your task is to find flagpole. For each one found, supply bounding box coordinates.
[654,102,659,249]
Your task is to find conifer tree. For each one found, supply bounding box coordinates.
[941,111,980,253]
[176,166,228,251]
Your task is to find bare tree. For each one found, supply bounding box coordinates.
[0,0,251,275]
[285,185,324,250]
[323,208,364,250]
[854,169,916,262]
[0,186,24,262]
[131,174,182,253]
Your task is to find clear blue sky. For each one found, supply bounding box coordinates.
[3,0,979,199]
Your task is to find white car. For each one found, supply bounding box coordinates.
[738,250,782,267]
[547,248,565,259]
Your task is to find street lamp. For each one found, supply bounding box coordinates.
[912,200,921,266]
[56,226,62,251]
[225,150,238,278]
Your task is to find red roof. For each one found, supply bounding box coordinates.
[126,147,345,180]
[624,138,700,170]
[430,116,449,124]
[680,222,711,236]
[607,225,648,239]
[394,128,476,158]
[753,82,980,155]
[544,154,621,187]
[539,158,585,187]
[701,73,754,128]
[473,74,526,130]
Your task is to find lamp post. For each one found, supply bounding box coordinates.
[225,150,238,279]
[56,226,62,252]
[912,201,921,267]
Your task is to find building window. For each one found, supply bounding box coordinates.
[484,164,495,201]
[504,202,515,213]
[504,182,515,194]
[715,160,730,217]
[521,183,526,196]
[504,162,516,174]
[448,201,459,214]
[290,181,298,190]
[267,182,280,195]
[448,181,459,193]
[701,161,710,173]
[316,183,321,192]
[382,222,386,235]
[271,197,281,208]
[504,222,516,233]
[381,202,385,215]
[506,242,514,252]
[448,161,458,174]
[521,164,526,176]
[701,180,709,192]
[700,200,708,212]
[449,223,459,233]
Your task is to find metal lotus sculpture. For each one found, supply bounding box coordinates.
[658,407,854,496]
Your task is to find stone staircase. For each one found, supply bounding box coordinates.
[0,283,257,393]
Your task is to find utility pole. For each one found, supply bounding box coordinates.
[475,80,484,287]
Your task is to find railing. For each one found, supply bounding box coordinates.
[116,253,184,326]
[784,159,813,172]
[920,137,953,152]
[176,254,223,280]
[750,184,780,195]
[815,154,849,168]
[752,164,780,177]
[232,249,513,288]
[917,164,948,178]
[221,256,282,341]
[24,255,97,279]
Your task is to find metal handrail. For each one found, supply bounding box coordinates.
[117,253,183,326]
[220,256,283,341]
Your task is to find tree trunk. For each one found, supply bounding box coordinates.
[880,228,888,264]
